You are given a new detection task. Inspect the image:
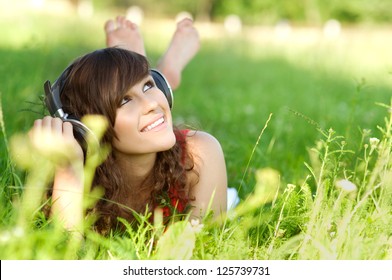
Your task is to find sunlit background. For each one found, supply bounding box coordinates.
[2,0,392,261]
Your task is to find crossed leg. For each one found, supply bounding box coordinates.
[104,16,200,90]
[156,18,200,90]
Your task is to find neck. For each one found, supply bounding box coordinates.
[115,152,157,188]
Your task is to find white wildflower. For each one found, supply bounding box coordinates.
[335,179,357,192]
[286,184,296,193]
[369,137,380,147]
[190,219,204,233]
[0,226,24,244]
[367,137,380,155]
[0,231,11,243]
[12,226,24,238]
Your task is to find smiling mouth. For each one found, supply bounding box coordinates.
[141,117,165,132]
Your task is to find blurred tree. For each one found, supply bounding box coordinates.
[89,0,392,25]
[211,0,392,24]
[196,0,215,21]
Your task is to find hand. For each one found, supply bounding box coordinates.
[28,116,84,165]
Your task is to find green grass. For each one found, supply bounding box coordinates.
[1,6,392,260]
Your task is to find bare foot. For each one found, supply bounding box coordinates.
[104,16,146,56]
[157,18,200,90]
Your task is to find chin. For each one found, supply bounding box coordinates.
[161,133,177,150]
[147,131,175,153]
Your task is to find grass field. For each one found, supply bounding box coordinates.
[1,3,392,260]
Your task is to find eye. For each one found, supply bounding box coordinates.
[143,80,154,92]
[120,95,132,106]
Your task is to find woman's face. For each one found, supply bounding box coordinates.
[112,74,176,156]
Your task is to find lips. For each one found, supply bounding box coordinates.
[141,116,165,132]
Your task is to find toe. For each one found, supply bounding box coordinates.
[117,16,126,28]
[125,20,138,30]
[104,19,115,33]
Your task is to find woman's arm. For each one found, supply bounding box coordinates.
[51,162,84,231]
[29,116,85,231]
[186,131,227,220]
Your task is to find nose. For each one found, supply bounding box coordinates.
[140,93,159,114]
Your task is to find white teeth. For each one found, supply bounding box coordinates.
[143,117,164,132]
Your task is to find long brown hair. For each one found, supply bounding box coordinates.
[59,48,195,233]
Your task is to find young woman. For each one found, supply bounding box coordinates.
[29,17,228,234]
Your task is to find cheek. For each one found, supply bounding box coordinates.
[113,112,139,141]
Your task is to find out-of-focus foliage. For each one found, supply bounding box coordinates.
[211,0,392,24]
[91,0,392,24]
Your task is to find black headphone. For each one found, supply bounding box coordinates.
[44,66,173,153]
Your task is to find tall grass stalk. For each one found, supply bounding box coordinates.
[238,113,273,194]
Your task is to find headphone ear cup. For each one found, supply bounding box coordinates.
[151,69,173,109]
[64,118,99,159]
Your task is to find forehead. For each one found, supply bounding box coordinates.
[124,73,152,91]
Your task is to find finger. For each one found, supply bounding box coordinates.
[51,117,64,136]
[41,116,54,130]
[33,118,45,136]
[62,121,75,139]
[33,119,43,130]
[63,121,84,160]
[28,119,42,138]
[30,117,53,147]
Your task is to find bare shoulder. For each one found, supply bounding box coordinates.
[185,130,223,159]
[185,130,227,218]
